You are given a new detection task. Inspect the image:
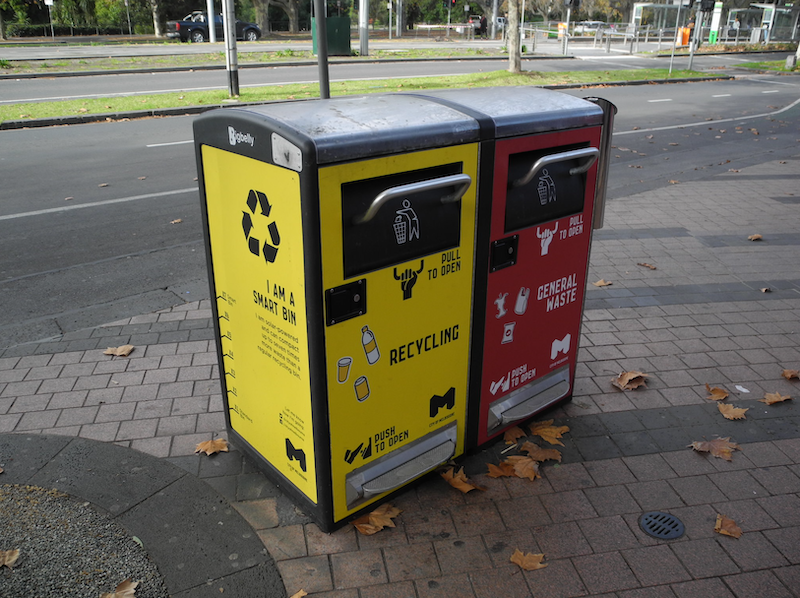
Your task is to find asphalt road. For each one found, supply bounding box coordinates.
[1,68,798,348]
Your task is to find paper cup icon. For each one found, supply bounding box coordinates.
[337,357,352,383]
[354,376,370,402]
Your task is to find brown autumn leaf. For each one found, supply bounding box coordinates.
[689,437,740,461]
[510,549,547,571]
[668,180,680,184]
[747,234,763,241]
[99,183,109,188]
[520,441,562,463]
[760,392,791,405]
[487,461,517,478]
[637,262,657,270]
[170,219,183,224]
[714,514,743,539]
[592,279,613,287]
[440,466,486,493]
[504,456,541,481]
[0,549,20,569]
[529,420,570,446]
[103,345,135,357]
[612,370,649,391]
[351,502,402,535]
[718,403,748,420]
[781,369,799,380]
[705,383,729,401]
[503,426,527,445]
[195,438,229,456]
[138,176,147,180]
[289,591,308,598]
[100,578,138,598]
[0,466,4,474]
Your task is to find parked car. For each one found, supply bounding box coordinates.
[166,11,261,43]
[573,21,605,35]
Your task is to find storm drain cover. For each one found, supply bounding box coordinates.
[639,511,685,540]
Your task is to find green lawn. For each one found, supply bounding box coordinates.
[2,68,714,124]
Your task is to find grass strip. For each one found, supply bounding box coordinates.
[2,68,712,123]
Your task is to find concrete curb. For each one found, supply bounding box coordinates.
[0,433,286,597]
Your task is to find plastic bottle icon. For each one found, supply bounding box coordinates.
[361,325,380,364]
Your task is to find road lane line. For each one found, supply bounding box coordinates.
[762,90,779,93]
[648,99,672,103]
[0,188,197,222]
[615,97,800,136]
[713,94,732,97]
[146,140,193,147]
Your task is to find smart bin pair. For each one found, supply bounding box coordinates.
[194,87,616,531]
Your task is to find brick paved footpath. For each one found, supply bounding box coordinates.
[2,155,800,597]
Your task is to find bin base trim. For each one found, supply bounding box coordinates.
[345,423,457,509]
[487,366,570,434]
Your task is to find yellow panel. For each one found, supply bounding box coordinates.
[201,146,316,502]
[318,144,479,521]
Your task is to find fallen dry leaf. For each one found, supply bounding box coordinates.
[487,461,517,478]
[195,438,229,456]
[781,369,799,380]
[748,234,763,241]
[728,169,741,173]
[99,183,109,188]
[289,591,308,598]
[689,437,740,461]
[510,549,547,571]
[504,455,541,481]
[637,262,657,270]
[705,383,729,401]
[714,514,742,539]
[520,441,562,463]
[170,219,183,224]
[351,502,402,535]
[100,578,138,598]
[138,176,147,180]
[668,180,680,184]
[65,196,74,201]
[441,466,486,493]
[718,403,748,420]
[103,345,134,357]
[761,288,771,293]
[529,420,570,446]
[503,426,527,445]
[760,392,791,405]
[0,466,4,474]
[592,279,613,287]
[0,549,20,569]
[612,370,649,391]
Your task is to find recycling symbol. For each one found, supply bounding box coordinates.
[242,189,280,263]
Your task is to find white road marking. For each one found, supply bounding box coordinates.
[0,188,197,221]
[146,140,194,147]
[761,90,779,94]
[648,99,672,103]
[615,97,800,136]
[712,94,732,97]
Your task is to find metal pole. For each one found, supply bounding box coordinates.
[563,7,571,55]
[668,1,684,76]
[125,0,132,35]
[359,0,368,56]
[314,0,330,98]
[389,1,392,40]
[206,0,216,43]
[48,4,55,37]
[688,9,701,71]
[221,0,239,96]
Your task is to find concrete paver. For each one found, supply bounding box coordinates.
[1,144,799,596]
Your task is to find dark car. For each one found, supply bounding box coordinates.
[166,11,261,43]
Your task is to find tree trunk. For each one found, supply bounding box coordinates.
[0,11,6,40]
[149,0,163,37]
[508,0,521,73]
[253,0,271,33]
[273,0,299,33]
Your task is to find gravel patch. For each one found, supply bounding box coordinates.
[0,484,169,597]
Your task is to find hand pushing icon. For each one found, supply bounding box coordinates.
[394,260,424,300]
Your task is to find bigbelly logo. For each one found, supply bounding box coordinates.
[228,126,255,147]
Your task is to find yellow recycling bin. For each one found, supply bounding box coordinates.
[194,95,481,530]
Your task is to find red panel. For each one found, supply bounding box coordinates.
[476,127,602,446]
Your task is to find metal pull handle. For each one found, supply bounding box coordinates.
[509,147,600,190]
[354,173,472,225]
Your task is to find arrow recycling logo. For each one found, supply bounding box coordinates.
[242,189,280,263]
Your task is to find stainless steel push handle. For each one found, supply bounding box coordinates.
[508,147,599,190]
[354,173,472,225]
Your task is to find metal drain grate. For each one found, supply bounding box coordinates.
[639,511,685,540]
